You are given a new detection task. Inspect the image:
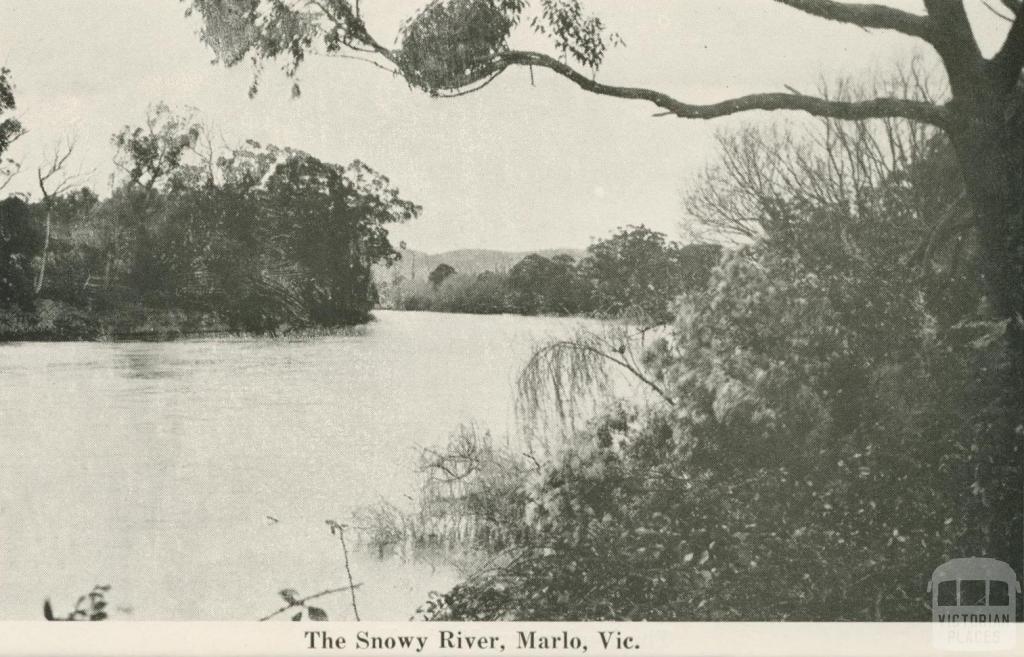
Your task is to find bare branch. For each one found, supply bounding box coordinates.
[37,137,92,201]
[493,51,952,129]
[773,0,934,42]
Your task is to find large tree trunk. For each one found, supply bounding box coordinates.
[947,88,1024,382]
[946,77,1024,595]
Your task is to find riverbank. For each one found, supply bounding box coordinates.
[0,300,376,342]
[0,300,226,342]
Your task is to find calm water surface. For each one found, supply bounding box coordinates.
[0,310,601,620]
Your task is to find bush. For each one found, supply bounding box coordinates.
[428,199,1022,621]
[0,300,99,341]
[0,196,40,310]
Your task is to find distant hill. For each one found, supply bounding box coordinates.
[375,247,588,281]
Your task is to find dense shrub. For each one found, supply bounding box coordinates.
[0,300,99,341]
[400,272,515,314]
[0,196,40,310]
[427,120,1022,621]
[435,282,1020,620]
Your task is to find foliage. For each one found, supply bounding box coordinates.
[0,67,24,189]
[402,271,514,314]
[507,253,589,315]
[423,114,1022,621]
[268,589,330,622]
[0,197,40,310]
[396,0,519,94]
[0,67,19,155]
[0,104,419,339]
[428,263,456,288]
[261,522,363,622]
[434,247,1021,621]
[530,0,622,69]
[352,424,536,560]
[580,225,719,324]
[184,0,622,96]
[391,234,718,320]
[43,585,111,621]
[112,103,204,190]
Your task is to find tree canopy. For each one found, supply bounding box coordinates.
[0,68,20,157]
[428,263,456,287]
[0,68,24,192]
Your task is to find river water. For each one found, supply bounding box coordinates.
[0,310,608,620]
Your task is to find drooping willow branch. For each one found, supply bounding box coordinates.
[515,326,674,448]
[523,339,673,405]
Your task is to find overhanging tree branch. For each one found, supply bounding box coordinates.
[493,50,952,129]
[773,0,934,43]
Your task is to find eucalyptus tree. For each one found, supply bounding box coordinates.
[0,67,24,193]
[182,0,1024,373]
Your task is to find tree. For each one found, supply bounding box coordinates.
[31,187,101,305]
[508,254,560,314]
[109,104,205,297]
[0,67,25,194]
[508,252,590,315]
[112,102,203,192]
[685,100,975,327]
[579,225,692,323]
[429,263,456,288]
[34,138,91,294]
[0,196,40,309]
[183,0,1024,378]
[259,151,418,324]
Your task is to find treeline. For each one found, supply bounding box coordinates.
[383,226,721,323]
[0,103,418,339]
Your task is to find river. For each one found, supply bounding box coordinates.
[0,310,615,620]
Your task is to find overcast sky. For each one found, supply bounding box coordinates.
[0,1,1011,252]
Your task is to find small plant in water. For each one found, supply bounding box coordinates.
[259,520,364,621]
[269,589,330,622]
[43,584,111,621]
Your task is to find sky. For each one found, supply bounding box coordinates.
[0,1,1012,253]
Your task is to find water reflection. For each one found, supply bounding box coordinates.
[115,347,178,380]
